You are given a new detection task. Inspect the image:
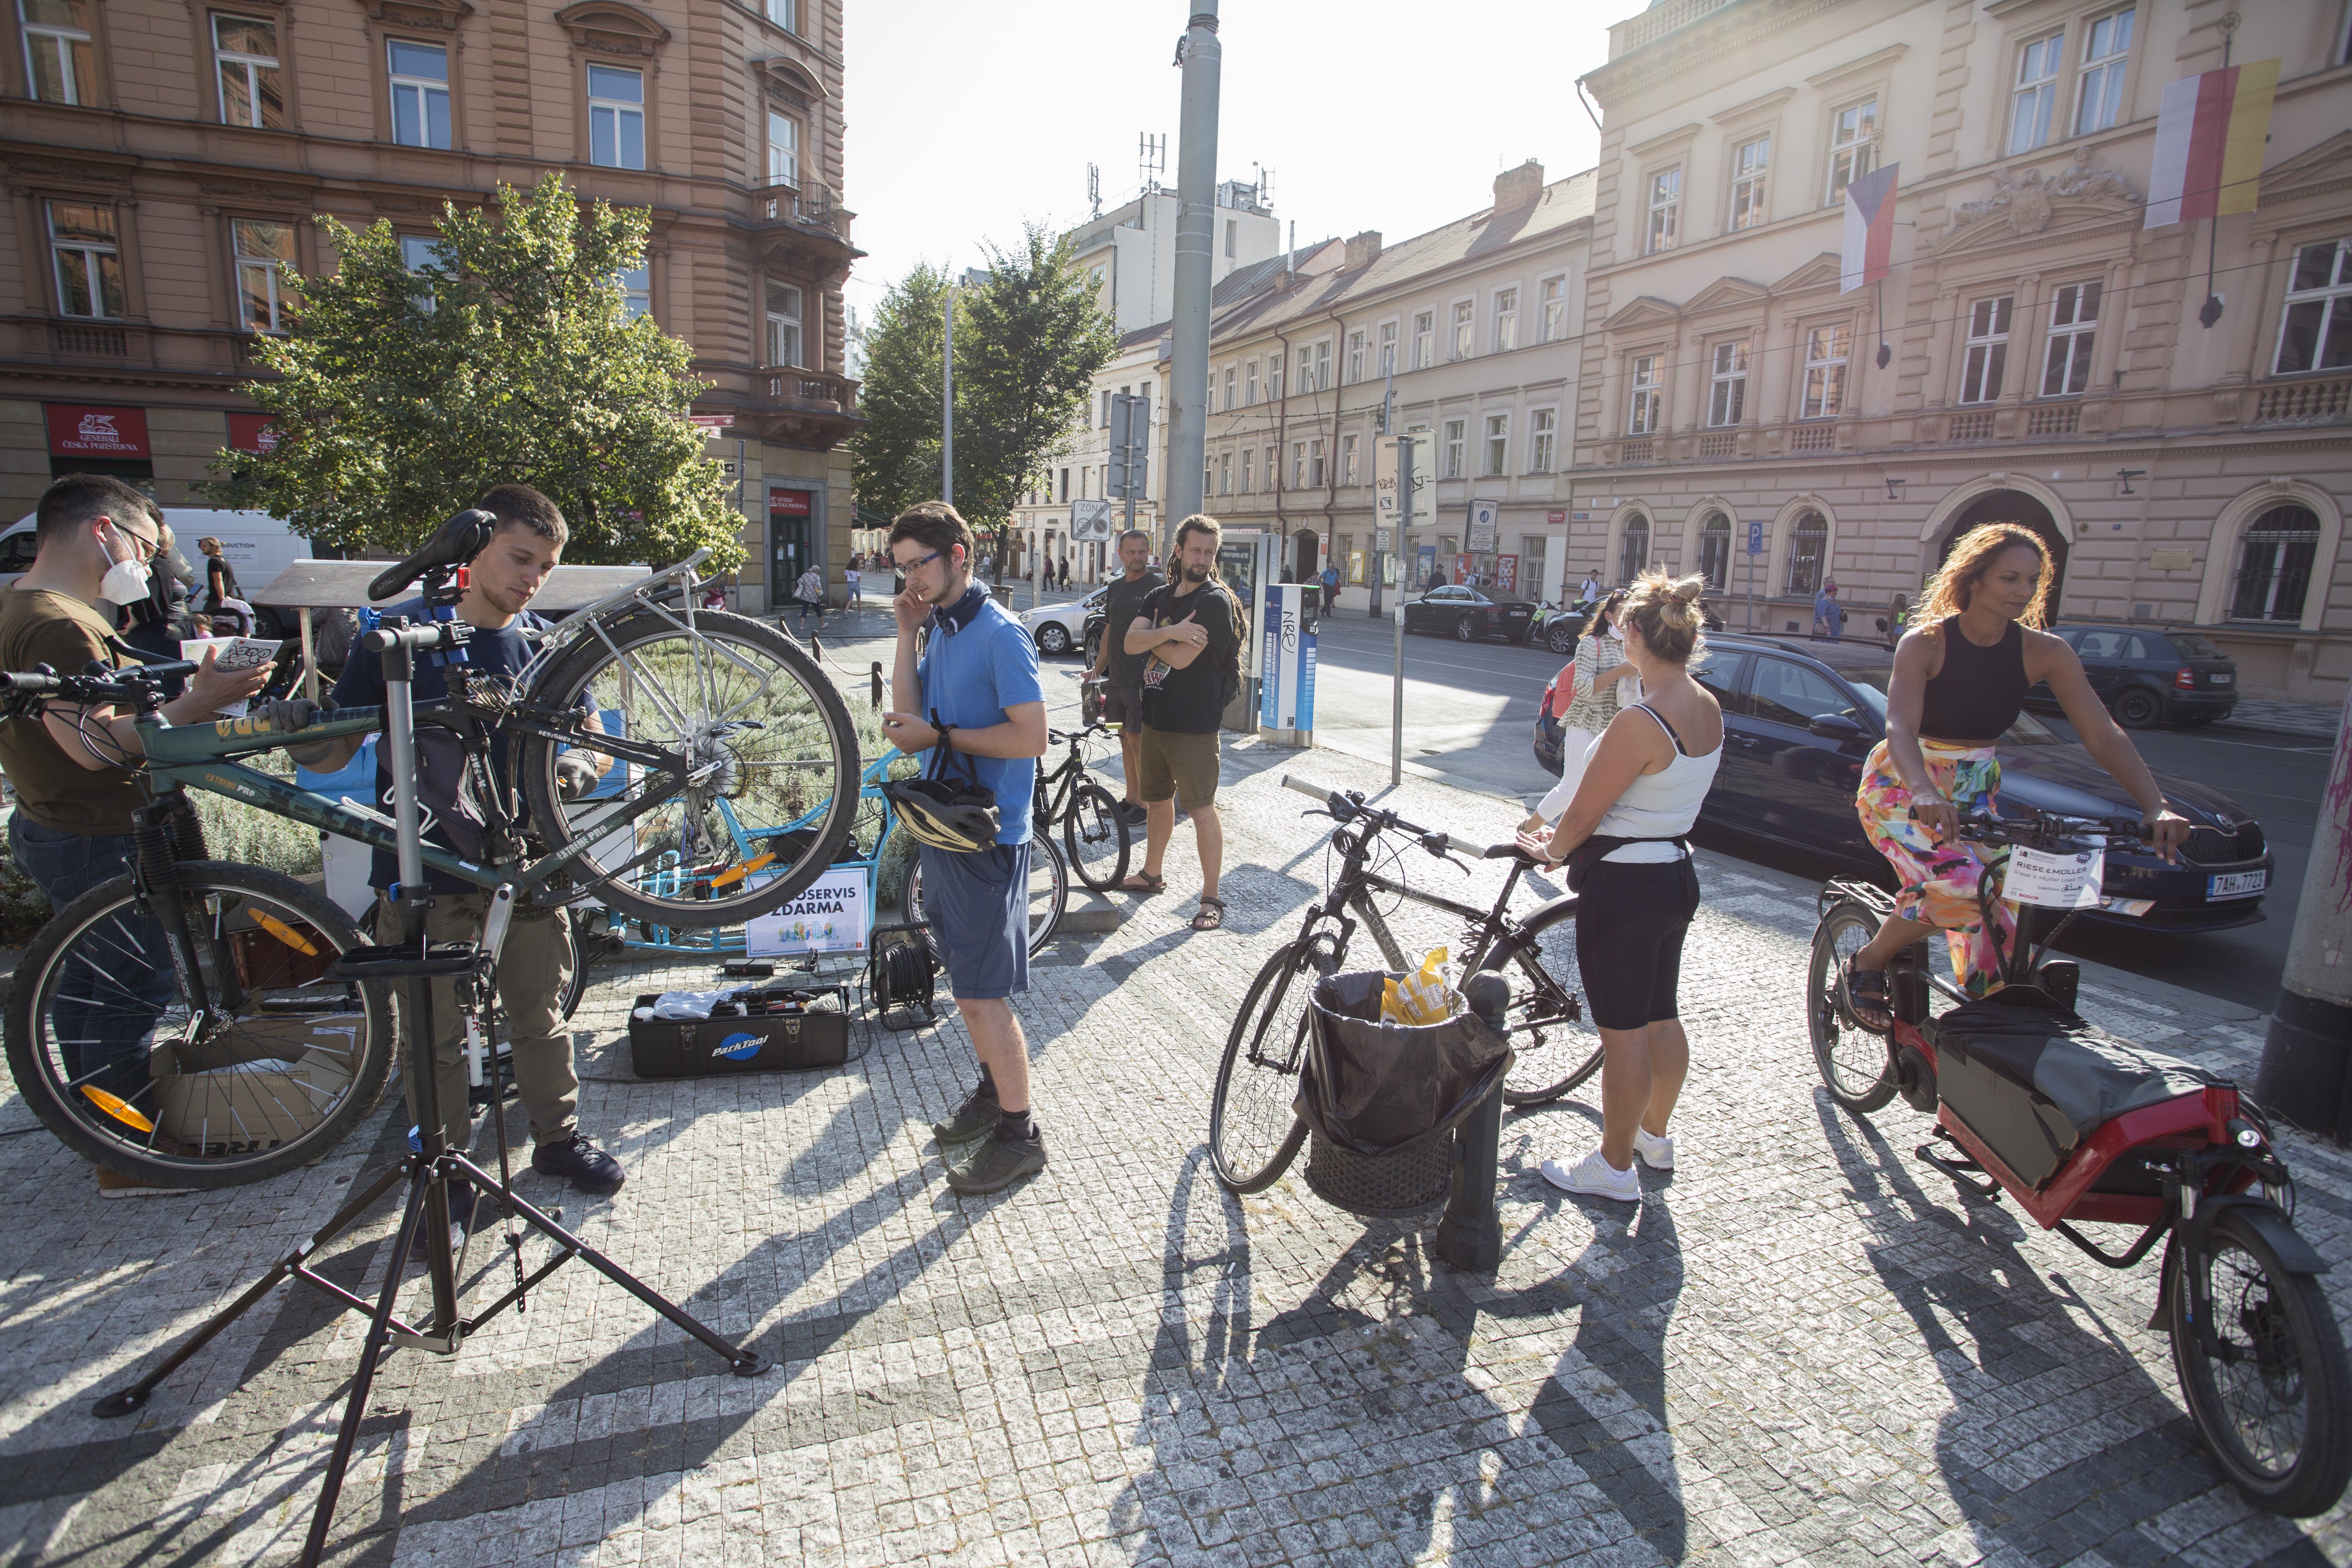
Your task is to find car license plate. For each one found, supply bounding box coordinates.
[2208,672,2233,684]
[2208,869,2266,899]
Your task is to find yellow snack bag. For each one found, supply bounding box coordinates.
[1381,946,1455,1026]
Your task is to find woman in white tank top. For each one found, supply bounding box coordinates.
[1516,570,1723,1204]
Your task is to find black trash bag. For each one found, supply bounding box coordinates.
[1295,971,1513,1160]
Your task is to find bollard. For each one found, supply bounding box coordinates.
[869,661,884,710]
[1433,972,1508,1272]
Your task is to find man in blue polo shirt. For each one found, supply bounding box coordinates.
[881,501,1050,1195]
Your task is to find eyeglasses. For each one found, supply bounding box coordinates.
[893,548,943,573]
[107,518,160,564]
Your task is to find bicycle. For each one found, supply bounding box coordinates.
[1032,722,1132,893]
[1807,805,2352,1518]
[1207,776,1602,1193]
[3,512,862,1188]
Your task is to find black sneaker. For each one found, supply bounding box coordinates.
[945,1132,1046,1194]
[931,1084,1000,1144]
[1117,801,1148,828]
[531,1132,625,1194]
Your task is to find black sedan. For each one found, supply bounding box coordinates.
[1403,586,1537,643]
[1533,633,2272,933]
[2025,623,2238,729]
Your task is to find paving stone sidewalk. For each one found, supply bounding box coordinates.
[2,736,2349,1567]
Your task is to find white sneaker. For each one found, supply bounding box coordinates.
[1540,1148,1642,1203]
[1633,1127,1675,1171]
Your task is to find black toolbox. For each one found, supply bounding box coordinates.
[628,984,850,1078]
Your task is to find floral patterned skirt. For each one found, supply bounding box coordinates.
[1853,739,2013,997]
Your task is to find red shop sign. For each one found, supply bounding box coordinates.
[1546,511,1567,524]
[768,490,812,518]
[46,403,150,459]
[227,413,279,454]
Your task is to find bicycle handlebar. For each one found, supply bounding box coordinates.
[1047,722,1116,744]
[1914,802,2152,848]
[0,660,198,706]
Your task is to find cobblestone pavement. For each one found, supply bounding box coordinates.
[3,736,2350,1567]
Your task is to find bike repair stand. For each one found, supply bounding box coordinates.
[91,612,768,1568]
[1431,974,1508,1272]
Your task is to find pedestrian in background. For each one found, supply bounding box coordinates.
[845,559,863,604]
[1521,589,1636,839]
[793,562,826,635]
[1090,529,1164,830]
[1813,579,1845,642]
[1125,515,1239,931]
[1319,560,1339,614]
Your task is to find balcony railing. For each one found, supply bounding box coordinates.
[1947,410,1997,441]
[755,181,842,232]
[1620,437,1655,465]
[1788,422,1835,452]
[2026,403,2079,437]
[52,322,126,357]
[763,368,857,413]
[1611,0,1736,54]
[2253,375,2351,426]
[1697,431,1736,459]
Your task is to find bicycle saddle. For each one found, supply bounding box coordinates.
[369,508,497,602]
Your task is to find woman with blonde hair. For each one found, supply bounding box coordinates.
[1520,588,1638,839]
[1517,570,1721,1202]
[1842,524,2189,1023]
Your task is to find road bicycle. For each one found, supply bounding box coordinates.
[1808,804,2352,1517]
[2,513,862,1188]
[1032,721,1131,893]
[1207,776,1602,1193]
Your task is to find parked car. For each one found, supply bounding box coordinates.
[1403,585,1537,643]
[1674,634,2270,932]
[1017,584,1109,656]
[2024,623,2238,729]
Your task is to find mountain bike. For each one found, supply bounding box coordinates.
[1808,804,2352,1518]
[1207,776,1601,1193]
[1032,722,1131,893]
[2,514,861,1188]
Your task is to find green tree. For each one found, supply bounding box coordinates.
[847,262,953,530]
[204,173,740,568]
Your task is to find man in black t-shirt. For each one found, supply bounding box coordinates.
[1087,529,1164,828]
[1124,515,1237,931]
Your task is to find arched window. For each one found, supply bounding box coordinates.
[1698,511,1731,591]
[1783,510,1827,595]
[1619,513,1650,582]
[2230,505,2321,622]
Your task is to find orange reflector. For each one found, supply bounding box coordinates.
[253,911,320,956]
[709,852,777,891]
[81,1085,155,1134]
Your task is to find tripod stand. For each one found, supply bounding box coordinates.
[92,603,768,1568]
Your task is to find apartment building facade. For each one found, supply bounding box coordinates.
[1575,0,2352,701]
[1,0,858,608]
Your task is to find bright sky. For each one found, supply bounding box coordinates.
[840,0,1617,318]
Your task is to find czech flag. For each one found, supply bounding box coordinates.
[2145,60,2278,229]
[1839,163,1899,294]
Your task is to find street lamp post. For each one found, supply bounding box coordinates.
[1164,0,1219,549]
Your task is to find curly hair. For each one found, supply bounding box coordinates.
[1917,524,2051,628]
[1620,569,1709,665]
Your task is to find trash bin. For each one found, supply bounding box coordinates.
[1295,971,1513,1219]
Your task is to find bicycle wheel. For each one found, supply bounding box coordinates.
[516,609,859,927]
[1809,900,1898,1114]
[2171,1210,2352,1517]
[3,863,396,1187]
[904,834,1068,959]
[1480,899,1604,1107]
[1063,782,1130,893]
[1210,940,1317,1192]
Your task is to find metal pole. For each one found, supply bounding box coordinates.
[1391,437,1412,787]
[1164,0,1219,548]
[942,285,954,507]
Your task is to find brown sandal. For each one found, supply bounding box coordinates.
[1118,872,1165,895]
[1190,897,1226,931]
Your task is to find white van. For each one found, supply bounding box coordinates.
[0,505,312,633]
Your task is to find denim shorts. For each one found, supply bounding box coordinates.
[918,840,1030,1000]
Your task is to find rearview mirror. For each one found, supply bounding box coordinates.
[1809,713,1868,741]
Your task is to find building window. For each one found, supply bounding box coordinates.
[766,0,793,29]
[2010,33,2062,154]
[767,109,798,187]
[1441,418,1466,479]
[1646,167,1681,254]
[1482,413,1508,475]
[1539,276,1567,343]
[1222,366,1235,410]
[1243,359,1257,404]
[213,14,283,129]
[1346,330,1364,383]
[20,0,94,105]
[1729,135,1770,230]
[1827,99,1877,206]
[1627,355,1662,435]
[1340,432,1358,485]
[2074,8,2133,138]
[1239,448,1253,493]
[1619,514,1650,582]
[1308,438,1325,487]
[1707,340,1747,427]
[1224,217,1236,258]
[1493,288,1518,352]
[1218,451,1231,495]
[1802,324,1849,418]
[617,264,650,319]
[1450,300,1473,360]
[2275,239,2352,375]
[2230,506,2319,622]
[1313,340,1330,390]
[2041,282,2099,396]
[388,40,450,149]
[47,199,121,318]
[1528,408,1556,472]
[1378,321,1396,377]
[1699,512,1731,591]
[1959,295,2013,404]
[1099,389,1112,428]
[1263,445,1276,489]
[234,219,294,332]
[1267,358,1283,400]
[766,282,801,367]
[1412,310,1434,369]
[1290,442,1305,489]
[588,64,645,169]
[1784,510,1828,594]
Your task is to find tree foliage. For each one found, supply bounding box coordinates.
[849,226,1117,547]
[204,173,740,567]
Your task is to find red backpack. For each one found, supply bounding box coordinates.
[1541,661,1576,720]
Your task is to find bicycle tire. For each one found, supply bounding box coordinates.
[1210,940,1317,1192]
[516,609,859,927]
[3,863,396,1188]
[2171,1209,2352,1517]
[556,906,591,1023]
[905,833,1068,959]
[1478,897,1604,1107]
[1809,900,1898,1114]
[1063,782,1131,893]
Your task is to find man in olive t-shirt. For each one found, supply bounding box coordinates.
[1085,529,1163,826]
[1124,515,1238,931]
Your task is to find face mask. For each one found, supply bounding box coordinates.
[99,525,154,605]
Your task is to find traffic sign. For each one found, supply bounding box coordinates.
[1747,519,1765,555]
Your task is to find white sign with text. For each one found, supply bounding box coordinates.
[744,865,872,956]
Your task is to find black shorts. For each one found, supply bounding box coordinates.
[1574,856,1701,1031]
